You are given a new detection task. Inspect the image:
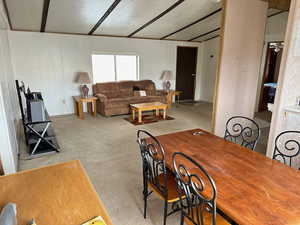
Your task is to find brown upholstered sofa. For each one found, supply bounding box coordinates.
[93,80,167,116]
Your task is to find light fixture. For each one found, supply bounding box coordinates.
[76,72,91,98]
[270,42,284,53]
[160,71,174,91]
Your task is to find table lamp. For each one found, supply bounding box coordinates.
[76,72,91,98]
[161,70,173,91]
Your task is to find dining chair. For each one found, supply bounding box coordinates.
[173,152,230,225]
[137,130,182,225]
[224,116,260,150]
[273,131,300,168]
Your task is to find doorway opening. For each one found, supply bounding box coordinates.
[175,39,220,131]
[258,42,283,113]
[175,46,198,102]
[254,8,289,155]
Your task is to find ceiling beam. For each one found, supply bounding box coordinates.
[88,0,122,35]
[128,0,185,38]
[40,0,50,32]
[188,27,220,41]
[160,8,222,40]
[2,0,12,29]
[203,35,220,42]
[261,0,290,11]
[268,10,286,18]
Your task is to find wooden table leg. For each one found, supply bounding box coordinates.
[74,101,79,116]
[132,108,135,120]
[163,108,166,120]
[156,108,159,117]
[138,110,142,123]
[92,100,97,117]
[78,101,84,119]
[167,94,172,109]
[176,94,180,104]
[87,102,92,114]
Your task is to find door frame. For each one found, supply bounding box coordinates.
[175,46,198,101]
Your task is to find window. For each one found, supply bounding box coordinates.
[92,54,139,83]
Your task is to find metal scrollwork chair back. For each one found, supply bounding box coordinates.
[137,130,181,225]
[137,130,168,196]
[173,152,218,225]
[273,131,300,168]
[224,116,260,150]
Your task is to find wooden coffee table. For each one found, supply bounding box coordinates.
[130,102,168,123]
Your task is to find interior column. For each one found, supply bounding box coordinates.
[213,0,268,136]
[266,0,298,157]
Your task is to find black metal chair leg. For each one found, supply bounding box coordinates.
[143,185,148,219]
[163,200,168,225]
[143,194,147,218]
[180,212,184,225]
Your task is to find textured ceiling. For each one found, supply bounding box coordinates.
[3,0,286,43]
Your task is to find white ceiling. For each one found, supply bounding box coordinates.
[6,0,43,31]
[4,0,282,42]
[93,0,177,36]
[123,0,221,39]
[47,0,116,34]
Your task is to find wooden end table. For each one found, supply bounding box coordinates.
[130,102,167,123]
[163,90,183,108]
[73,96,97,119]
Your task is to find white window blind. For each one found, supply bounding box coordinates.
[92,54,138,83]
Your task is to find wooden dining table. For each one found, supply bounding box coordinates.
[0,160,114,225]
[156,128,300,225]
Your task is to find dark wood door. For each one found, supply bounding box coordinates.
[176,46,198,100]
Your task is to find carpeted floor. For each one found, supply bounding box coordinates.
[254,110,272,155]
[18,102,270,225]
[19,102,213,225]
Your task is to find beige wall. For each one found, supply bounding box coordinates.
[267,0,300,157]
[0,1,19,174]
[195,37,220,103]
[9,31,202,116]
[214,0,268,136]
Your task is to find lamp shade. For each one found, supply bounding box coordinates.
[76,72,91,84]
[161,71,173,81]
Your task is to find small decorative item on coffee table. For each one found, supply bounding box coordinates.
[130,102,167,123]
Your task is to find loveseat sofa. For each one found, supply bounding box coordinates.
[93,80,167,116]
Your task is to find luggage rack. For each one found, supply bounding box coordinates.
[16,80,60,158]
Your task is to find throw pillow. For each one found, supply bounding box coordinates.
[139,90,146,96]
[119,88,133,97]
[133,91,140,97]
[0,203,17,225]
[133,90,147,97]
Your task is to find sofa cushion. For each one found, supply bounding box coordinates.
[95,93,108,102]
[94,82,120,98]
[132,96,163,103]
[118,81,135,89]
[106,96,163,109]
[119,88,133,97]
[143,82,156,96]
